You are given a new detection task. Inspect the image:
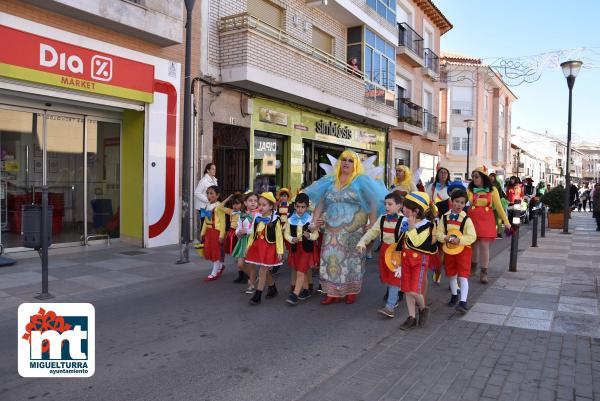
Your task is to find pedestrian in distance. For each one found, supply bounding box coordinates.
[356,192,405,318]
[194,163,218,247]
[284,193,319,306]
[245,192,284,305]
[467,167,510,284]
[201,185,227,282]
[436,188,477,314]
[231,192,259,289]
[396,191,438,330]
[593,183,600,231]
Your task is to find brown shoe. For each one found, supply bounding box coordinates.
[399,316,417,330]
[418,307,430,327]
[480,268,489,284]
[470,262,478,275]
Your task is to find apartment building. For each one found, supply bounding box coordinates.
[389,0,451,185]
[199,0,400,195]
[508,143,547,184]
[0,0,194,250]
[574,143,600,183]
[438,53,517,181]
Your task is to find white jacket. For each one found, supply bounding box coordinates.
[194,174,218,210]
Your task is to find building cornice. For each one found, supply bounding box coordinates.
[414,0,453,35]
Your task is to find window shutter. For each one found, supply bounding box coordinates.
[248,0,282,29]
[312,27,333,55]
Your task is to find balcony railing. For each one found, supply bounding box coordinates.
[423,111,438,135]
[398,22,423,57]
[219,13,364,80]
[398,98,423,128]
[423,48,439,74]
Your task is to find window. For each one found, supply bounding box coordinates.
[419,152,440,186]
[483,95,488,121]
[499,102,505,129]
[451,87,473,116]
[253,133,284,194]
[483,131,488,157]
[248,0,282,28]
[451,128,469,153]
[394,147,411,168]
[367,0,396,25]
[365,28,395,91]
[312,27,333,55]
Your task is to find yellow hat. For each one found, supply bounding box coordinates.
[260,192,277,205]
[277,188,291,198]
[473,166,489,177]
[442,228,465,255]
[405,191,430,212]
[384,242,402,271]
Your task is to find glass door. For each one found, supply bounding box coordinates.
[45,112,85,244]
[0,107,43,248]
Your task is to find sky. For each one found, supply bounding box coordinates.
[435,0,600,144]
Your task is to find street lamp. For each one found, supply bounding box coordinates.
[464,119,474,179]
[560,60,583,234]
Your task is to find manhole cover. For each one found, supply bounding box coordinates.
[119,250,148,256]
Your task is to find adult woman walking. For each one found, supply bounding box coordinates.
[305,150,388,304]
[194,163,218,242]
[390,164,417,195]
[467,167,510,283]
[426,167,451,204]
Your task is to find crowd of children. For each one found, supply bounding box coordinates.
[196,164,508,331]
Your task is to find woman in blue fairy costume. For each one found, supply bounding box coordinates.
[305,150,388,305]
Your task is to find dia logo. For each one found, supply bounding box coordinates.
[18,303,95,377]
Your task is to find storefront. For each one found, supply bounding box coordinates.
[250,98,386,193]
[0,13,181,250]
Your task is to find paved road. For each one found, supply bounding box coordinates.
[0,225,531,401]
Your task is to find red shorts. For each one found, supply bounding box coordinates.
[401,251,429,294]
[444,246,472,278]
[287,246,315,273]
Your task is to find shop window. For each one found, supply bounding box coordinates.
[312,27,333,55]
[247,0,282,29]
[253,134,284,195]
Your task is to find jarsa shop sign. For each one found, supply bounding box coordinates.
[0,25,154,103]
[18,303,95,378]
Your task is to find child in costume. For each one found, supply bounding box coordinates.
[200,185,227,282]
[356,192,404,318]
[231,192,259,289]
[396,191,438,330]
[467,167,510,284]
[436,188,476,314]
[284,193,319,306]
[277,188,291,225]
[246,192,284,305]
[219,193,243,255]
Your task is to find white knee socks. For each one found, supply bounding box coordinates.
[210,261,221,276]
[449,275,458,295]
[459,277,469,302]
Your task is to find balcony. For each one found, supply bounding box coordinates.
[422,48,440,81]
[397,23,424,67]
[423,111,438,141]
[218,13,396,127]
[397,98,423,135]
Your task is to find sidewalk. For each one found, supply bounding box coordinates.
[298,213,600,401]
[0,242,200,322]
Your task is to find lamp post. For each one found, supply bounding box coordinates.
[464,119,474,179]
[560,60,583,234]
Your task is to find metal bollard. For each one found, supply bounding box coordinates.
[509,205,520,272]
[540,205,546,238]
[531,208,538,247]
[35,186,53,300]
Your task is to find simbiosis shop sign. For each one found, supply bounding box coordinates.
[0,25,154,103]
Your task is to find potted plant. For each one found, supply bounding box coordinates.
[540,185,565,229]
